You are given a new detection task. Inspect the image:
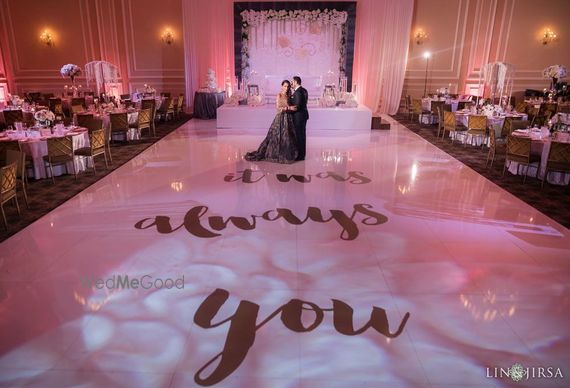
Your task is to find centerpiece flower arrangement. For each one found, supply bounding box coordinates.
[480,102,503,118]
[34,109,56,126]
[142,84,156,94]
[60,64,82,84]
[8,94,23,107]
[543,64,567,90]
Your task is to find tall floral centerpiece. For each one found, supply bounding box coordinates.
[543,64,567,90]
[60,64,82,96]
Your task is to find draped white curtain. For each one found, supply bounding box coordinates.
[182,0,235,110]
[353,0,413,114]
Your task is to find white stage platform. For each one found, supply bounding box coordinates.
[216,104,372,130]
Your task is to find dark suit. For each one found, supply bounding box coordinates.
[289,86,309,160]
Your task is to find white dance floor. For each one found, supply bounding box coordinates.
[217,104,373,130]
[0,117,568,387]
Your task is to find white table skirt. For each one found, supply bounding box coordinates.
[422,98,459,112]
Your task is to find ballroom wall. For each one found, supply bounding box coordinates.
[0,0,185,98]
[405,0,570,99]
[1,0,569,106]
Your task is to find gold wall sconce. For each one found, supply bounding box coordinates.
[161,29,174,45]
[542,28,557,45]
[414,28,428,45]
[39,30,54,46]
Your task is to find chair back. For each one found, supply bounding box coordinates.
[443,111,456,131]
[501,116,521,137]
[0,162,17,200]
[138,108,152,126]
[71,97,86,108]
[0,140,21,166]
[177,94,184,111]
[110,112,128,131]
[5,149,26,180]
[547,141,570,166]
[506,135,531,161]
[120,94,131,101]
[160,92,171,98]
[510,120,530,132]
[71,104,85,114]
[442,103,453,112]
[540,102,558,116]
[467,115,487,131]
[157,98,172,114]
[430,101,445,116]
[46,137,73,159]
[515,101,528,113]
[89,129,106,151]
[412,99,423,114]
[3,110,23,126]
[77,114,94,128]
[85,117,104,133]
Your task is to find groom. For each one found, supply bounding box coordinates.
[288,76,309,161]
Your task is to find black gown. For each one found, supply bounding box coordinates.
[244,95,299,164]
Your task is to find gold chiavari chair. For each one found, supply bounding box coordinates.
[405,95,413,120]
[43,136,76,183]
[141,99,157,137]
[436,107,445,138]
[411,98,430,124]
[71,104,85,114]
[500,116,522,138]
[110,112,129,142]
[442,111,467,143]
[466,115,487,147]
[430,101,445,128]
[0,161,20,230]
[540,102,558,117]
[542,141,570,188]
[160,92,171,98]
[514,101,528,114]
[486,126,505,168]
[74,129,108,174]
[131,108,152,138]
[531,111,552,128]
[156,97,172,121]
[175,94,185,118]
[85,117,112,164]
[5,149,28,207]
[503,135,541,183]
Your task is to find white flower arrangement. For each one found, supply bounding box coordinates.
[34,109,55,124]
[481,103,503,118]
[542,65,568,79]
[241,9,347,27]
[60,64,82,78]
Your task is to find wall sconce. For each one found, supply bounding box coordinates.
[39,30,54,46]
[542,28,557,45]
[161,29,174,45]
[414,29,428,45]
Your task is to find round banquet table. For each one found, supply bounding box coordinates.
[193,91,225,119]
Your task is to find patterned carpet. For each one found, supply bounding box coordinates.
[390,113,570,229]
[0,114,192,242]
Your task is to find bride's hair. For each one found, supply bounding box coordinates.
[281,80,292,97]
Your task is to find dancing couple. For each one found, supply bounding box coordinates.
[244,76,308,163]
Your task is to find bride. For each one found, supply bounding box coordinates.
[244,80,299,163]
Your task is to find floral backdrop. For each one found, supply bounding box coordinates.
[234,2,356,92]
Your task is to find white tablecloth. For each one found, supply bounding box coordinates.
[451,113,528,146]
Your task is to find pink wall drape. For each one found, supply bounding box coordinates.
[353,0,413,114]
[182,0,235,109]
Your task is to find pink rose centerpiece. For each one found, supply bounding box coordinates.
[34,109,55,127]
